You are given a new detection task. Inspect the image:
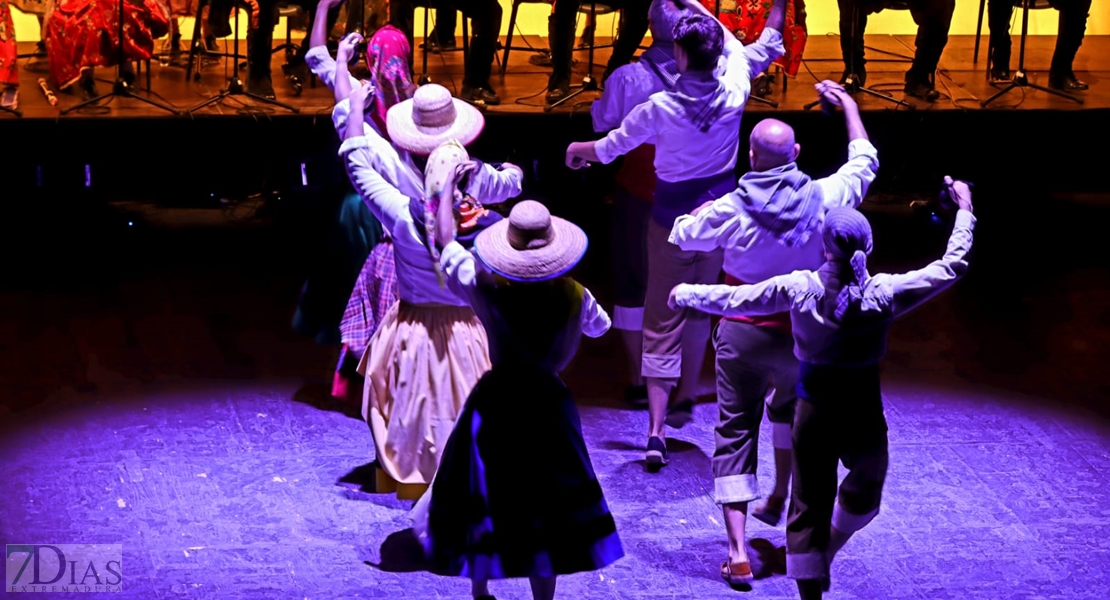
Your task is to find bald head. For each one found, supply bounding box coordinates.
[749,119,800,171]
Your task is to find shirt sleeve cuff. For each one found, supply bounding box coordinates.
[847,138,878,159]
[338,135,372,157]
[304,46,334,75]
[440,240,468,267]
[955,209,976,228]
[594,139,617,165]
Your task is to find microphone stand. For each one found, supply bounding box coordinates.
[61,0,180,114]
[189,0,300,113]
[803,3,912,111]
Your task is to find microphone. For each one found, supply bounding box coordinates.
[38,78,57,106]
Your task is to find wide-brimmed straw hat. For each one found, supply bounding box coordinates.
[387,84,484,156]
[474,201,588,282]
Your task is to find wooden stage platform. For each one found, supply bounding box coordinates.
[3,34,1108,118]
[3,34,1109,202]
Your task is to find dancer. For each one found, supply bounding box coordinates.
[668,80,879,586]
[414,170,622,600]
[341,82,520,499]
[590,0,688,407]
[566,0,786,468]
[43,0,171,99]
[1,0,17,109]
[670,178,976,599]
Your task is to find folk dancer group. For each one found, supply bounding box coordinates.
[309,0,976,598]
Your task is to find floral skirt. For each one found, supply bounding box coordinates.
[44,0,171,88]
[704,0,808,77]
[358,300,490,500]
[414,362,624,580]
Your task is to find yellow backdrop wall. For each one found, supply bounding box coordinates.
[9,2,1107,51]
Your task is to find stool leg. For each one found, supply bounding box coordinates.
[462,16,469,57]
[501,1,521,76]
[422,6,430,81]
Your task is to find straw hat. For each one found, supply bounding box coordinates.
[386,84,484,156]
[474,201,588,282]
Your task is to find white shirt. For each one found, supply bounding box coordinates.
[593,29,785,183]
[669,139,881,284]
[304,45,369,137]
[439,241,611,372]
[340,136,524,306]
[672,210,976,366]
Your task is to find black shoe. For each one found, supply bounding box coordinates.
[664,398,694,429]
[753,74,773,97]
[461,85,500,106]
[624,384,648,408]
[988,67,1011,83]
[904,78,940,101]
[529,51,553,67]
[1049,73,1088,91]
[249,76,276,100]
[545,79,570,104]
[839,68,865,89]
[204,36,220,54]
[646,436,669,468]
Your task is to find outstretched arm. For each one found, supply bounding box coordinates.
[310,0,343,49]
[569,100,656,169]
[669,274,798,318]
[886,178,976,317]
[813,81,879,210]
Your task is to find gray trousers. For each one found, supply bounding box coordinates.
[712,319,798,505]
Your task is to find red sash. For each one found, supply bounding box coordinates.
[615,144,657,202]
[722,273,792,332]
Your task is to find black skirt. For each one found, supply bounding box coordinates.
[423,362,624,580]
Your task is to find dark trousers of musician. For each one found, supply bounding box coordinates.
[987,0,1090,78]
[785,363,889,585]
[837,0,955,84]
[548,0,650,90]
[389,0,500,87]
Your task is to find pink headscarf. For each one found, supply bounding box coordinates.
[366,25,416,138]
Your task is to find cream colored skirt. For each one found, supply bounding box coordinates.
[358,300,491,499]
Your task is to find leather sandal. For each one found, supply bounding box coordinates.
[721,561,754,586]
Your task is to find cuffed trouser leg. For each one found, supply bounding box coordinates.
[786,397,839,581]
[611,190,650,332]
[641,219,722,380]
[711,320,797,504]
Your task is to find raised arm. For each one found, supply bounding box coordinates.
[339,85,410,229]
[333,33,363,104]
[885,179,976,317]
[304,0,362,93]
[669,273,799,317]
[309,0,342,49]
[812,82,879,210]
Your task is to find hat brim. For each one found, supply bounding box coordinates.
[386,97,484,156]
[473,216,588,282]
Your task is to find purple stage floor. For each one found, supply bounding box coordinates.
[3,353,1109,598]
[2,192,1109,598]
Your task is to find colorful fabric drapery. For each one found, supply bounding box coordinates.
[702,0,808,77]
[44,0,171,88]
[0,1,18,87]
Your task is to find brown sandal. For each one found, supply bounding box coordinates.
[721,561,754,586]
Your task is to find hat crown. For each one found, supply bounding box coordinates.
[412,85,457,128]
[507,201,554,250]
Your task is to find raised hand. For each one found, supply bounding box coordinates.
[815,80,853,109]
[336,32,364,65]
[942,176,973,213]
[317,0,345,8]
